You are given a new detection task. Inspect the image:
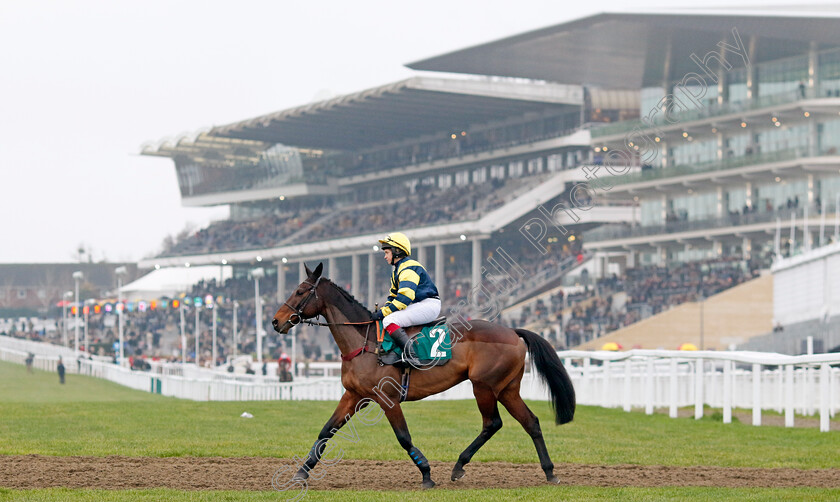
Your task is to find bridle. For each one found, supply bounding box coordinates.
[278,277,379,361]
[281,276,322,329]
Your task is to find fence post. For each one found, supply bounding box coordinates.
[669,358,678,418]
[723,359,732,424]
[695,358,704,419]
[645,358,654,415]
[623,359,632,412]
[820,363,830,432]
[582,357,590,404]
[752,363,761,426]
[603,359,612,408]
[785,364,795,428]
[803,365,813,416]
[832,366,837,419]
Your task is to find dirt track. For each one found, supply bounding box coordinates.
[2,456,840,491]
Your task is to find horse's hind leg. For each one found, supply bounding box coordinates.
[451,383,502,481]
[498,386,559,483]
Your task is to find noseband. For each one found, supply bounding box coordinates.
[282,276,322,327]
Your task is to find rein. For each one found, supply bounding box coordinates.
[284,278,379,362]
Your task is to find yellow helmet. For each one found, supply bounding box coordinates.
[378,232,411,256]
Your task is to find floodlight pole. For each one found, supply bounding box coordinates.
[83,300,90,355]
[72,271,83,357]
[212,303,217,367]
[180,304,186,365]
[195,305,200,367]
[115,266,127,366]
[252,268,265,365]
[232,300,239,360]
[62,291,72,348]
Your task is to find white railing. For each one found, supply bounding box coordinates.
[558,350,840,432]
[2,335,837,431]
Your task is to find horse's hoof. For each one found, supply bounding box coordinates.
[451,467,465,481]
[546,475,560,484]
[422,479,436,489]
[292,470,309,481]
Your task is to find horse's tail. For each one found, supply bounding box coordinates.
[515,329,575,425]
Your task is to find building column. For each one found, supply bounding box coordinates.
[626,249,636,268]
[298,262,306,282]
[471,238,482,290]
[742,237,752,259]
[276,263,286,303]
[712,240,723,257]
[417,245,427,265]
[717,37,732,104]
[660,139,669,169]
[435,243,445,297]
[808,40,820,93]
[746,35,759,100]
[351,254,360,295]
[328,256,338,285]
[661,30,674,97]
[745,182,753,209]
[716,132,725,161]
[716,186,724,219]
[656,245,666,265]
[367,253,376,308]
[808,120,819,157]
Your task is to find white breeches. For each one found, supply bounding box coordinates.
[383,298,441,328]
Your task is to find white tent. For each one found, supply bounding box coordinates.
[120,266,232,301]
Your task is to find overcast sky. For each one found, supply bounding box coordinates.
[0,0,826,263]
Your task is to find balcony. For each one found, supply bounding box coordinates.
[591,88,830,139]
[584,205,822,243]
[607,148,802,188]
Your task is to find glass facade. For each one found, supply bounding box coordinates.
[755,180,808,211]
[175,145,311,198]
[671,192,717,221]
[640,199,663,226]
[757,54,808,96]
[819,119,840,153]
[819,175,840,211]
[671,139,717,166]
[819,48,840,97]
[757,124,808,154]
[727,67,748,102]
[727,189,746,213]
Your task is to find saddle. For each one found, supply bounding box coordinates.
[377,316,450,369]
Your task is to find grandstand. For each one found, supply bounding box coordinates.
[130,10,840,357]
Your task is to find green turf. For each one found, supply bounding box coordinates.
[2,487,839,501]
[1,361,838,468]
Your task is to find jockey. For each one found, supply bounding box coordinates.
[371,232,441,364]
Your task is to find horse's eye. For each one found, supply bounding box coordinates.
[296,291,303,296]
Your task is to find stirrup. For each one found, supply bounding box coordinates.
[391,328,422,365]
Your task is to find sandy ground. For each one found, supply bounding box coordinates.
[2,456,839,492]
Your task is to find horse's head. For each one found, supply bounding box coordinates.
[272,262,327,334]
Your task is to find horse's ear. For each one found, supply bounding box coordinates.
[313,262,323,279]
[304,263,312,277]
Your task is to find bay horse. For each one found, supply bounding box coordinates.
[272,263,575,489]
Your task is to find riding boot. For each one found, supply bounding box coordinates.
[389,327,422,365]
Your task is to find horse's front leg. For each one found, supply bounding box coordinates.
[381,400,436,489]
[293,390,362,481]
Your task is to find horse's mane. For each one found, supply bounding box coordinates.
[324,279,372,316]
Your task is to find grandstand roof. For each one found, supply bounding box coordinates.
[208,76,582,151]
[140,131,269,163]
[408,11,840,89]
